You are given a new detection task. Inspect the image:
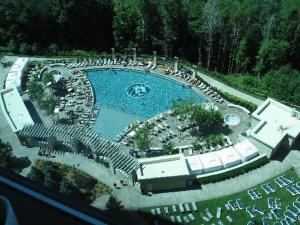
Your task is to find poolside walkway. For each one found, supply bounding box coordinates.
[195,71,264,106]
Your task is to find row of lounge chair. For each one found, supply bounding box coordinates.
[150,202,198,216]
[262,183,277,194]
[246,205,265,218]
[172,72,225,104]
[150,202,233,224]
[285,181,300,196]
[274,176,294,188]
[245,175,299,225]
[248,188,263,200]
[267,197,282,209]
[227,199,245,211]
[66,57,157,70]
[265,198,300,225]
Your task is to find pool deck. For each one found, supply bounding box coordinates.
[71,65,250,150]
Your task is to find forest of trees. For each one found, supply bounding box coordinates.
[1,0,300,104]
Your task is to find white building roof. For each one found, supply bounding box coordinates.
[186,155,204,174]
[216,146,242,167]
[137,155,189,180]
[198,152,223,173]
[234,139,259,162]
[9,57,29,72]
[5,57,29,90]
[0,88,34,132]
[250,98,300,149]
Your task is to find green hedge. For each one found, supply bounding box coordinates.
[218,91,258,112]
[198,155,269,184]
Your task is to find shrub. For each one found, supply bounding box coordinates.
[218,91,257,112]
[19,42,31,54]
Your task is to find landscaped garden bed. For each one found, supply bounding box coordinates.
[27,159,111,204]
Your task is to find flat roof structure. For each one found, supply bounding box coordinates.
[234,139,259,162]
[186,155,204,174]
[0,88,34,132]
[136,155,190,180]
[216,146,242,168]
[197,152,223,173]
[250,98,300,151]
[5,57,29,90]
[9,57,29,72]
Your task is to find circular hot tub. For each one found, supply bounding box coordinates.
[224,114,240,126]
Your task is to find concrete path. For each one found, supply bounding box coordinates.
[195,71,264,105]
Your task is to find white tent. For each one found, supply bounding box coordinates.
[234,139,259,162]
[198,152,223,173]
[216,146,242,168]
[186,155,203,175]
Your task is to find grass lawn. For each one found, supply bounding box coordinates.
[142,168,299,225]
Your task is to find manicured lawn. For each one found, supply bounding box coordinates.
[142,169,299,224]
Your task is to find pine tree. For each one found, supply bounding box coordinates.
[105,195,123,212]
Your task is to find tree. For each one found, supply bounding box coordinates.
[0,139,30,172]
[202,0,222,69]
[186,0,205,65]
[171,98,194,118]
[255,39,290,75]
[27,79,44,102]
[134,123,152,152]
[19,42,31,54]
[42,162,62,190]
[42,72,54,85]
[162,142,175,155]
[59,179,76,196]
[235,39,250,73]
[40,95,59,116]
[48,43,58,55]
[28,166,44,184]
[190,105,223,132]
[105,195,123,212]
[0,140,16,169]
[191,140,201,150]
[263,65,300,105]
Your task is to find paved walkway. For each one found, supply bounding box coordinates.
[195,71,264,105]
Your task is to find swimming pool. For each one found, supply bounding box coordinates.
[87,69,208,139]
[224,114,240,126]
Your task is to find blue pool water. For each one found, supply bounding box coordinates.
[224,114,240,126]
[87,69,208,139]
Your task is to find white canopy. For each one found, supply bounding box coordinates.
[234,139,259,162]
[186,155,203,174]
[198,152,223,173]
[216,146,242,168]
